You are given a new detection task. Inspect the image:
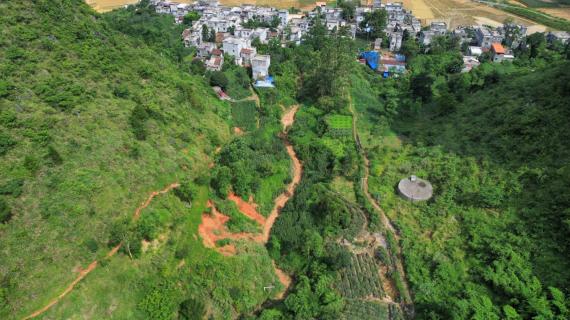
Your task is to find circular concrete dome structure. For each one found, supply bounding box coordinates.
[398,175,433,202]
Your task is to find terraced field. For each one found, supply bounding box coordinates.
[337,253,385,299]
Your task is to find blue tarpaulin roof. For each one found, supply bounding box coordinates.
[360,51,379,71]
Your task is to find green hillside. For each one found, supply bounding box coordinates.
[0,0,279,318]
[353,44,570,317]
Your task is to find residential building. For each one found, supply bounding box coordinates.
[475,26,504,49]
[252,55,271,79]
[547,31,570,44]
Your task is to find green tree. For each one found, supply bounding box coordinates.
[360,10,387,39]
[0,198,11,224]
[178,298,206,320]
[339,0,356,22]
[183,11,200,25]
[201,24,209,42]
[209,71,229,89]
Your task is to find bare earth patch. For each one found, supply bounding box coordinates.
[197,105,302,298]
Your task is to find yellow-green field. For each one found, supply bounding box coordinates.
[86,0,564,32]
[401,0,550,31]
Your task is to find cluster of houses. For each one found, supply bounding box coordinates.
[150,0,570,80]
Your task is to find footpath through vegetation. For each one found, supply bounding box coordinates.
[22,183,179,320]
[198,103,301,295]
[349,95,414,314]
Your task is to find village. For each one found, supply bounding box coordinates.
[150,0,570,82]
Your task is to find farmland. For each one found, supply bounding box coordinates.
[85,0,332,12]
[232,100,258,131]
[401,0,551,30]
[342,300,389,320]
[337,253,385,299]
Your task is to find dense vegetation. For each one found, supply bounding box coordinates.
[0,1,281,319]
[2,0,570,319]
[351,29,570,319]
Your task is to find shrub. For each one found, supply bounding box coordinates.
[83,238,99,253]
[0,132,16,156]
[138,281,178,320]
[178,298,206,320]
[209,71,229,89]
[129,104,150,140]
[0,179,24,197]
[174,243,190,259]
[173,180,198,203]
[46,145,63,165]
[137,211,161,241]
[0,198,12,224]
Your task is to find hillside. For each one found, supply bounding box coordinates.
[397,61,570,290]
[0,0,242,318]
[351,54,570,318]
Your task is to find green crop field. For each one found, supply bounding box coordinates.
[337,253,385,299]
[232,100,258,131]
[341,300,391,320]
[516,0,570,8]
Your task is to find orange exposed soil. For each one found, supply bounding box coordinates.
[228,193,266,226]
[198,200,263,248]
[273,262,292,299]
[23,183,179,320]
[233,127,244,135]
[197,105,301,297]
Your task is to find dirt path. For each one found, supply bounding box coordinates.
[198,105,301,296]
[348,97,413,310]
[228,193,266,226]
[23,183,179,320]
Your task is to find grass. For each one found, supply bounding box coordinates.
[214,198,261,233]
[326,115,353,130]
[322,137,347,157]
[232,100,258,131]
[255,158,290,216]
[514,0,568,8]
[500,5,570,31]
[341,300,390,320]
[330,176,356,203]
[224,69,251,100]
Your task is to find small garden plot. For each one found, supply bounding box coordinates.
[224,68,251,100]
[321,137,346,158]
[341,300,390,320]
[232,100,258,131]
[337,253,384,299]
[326,114,352,137]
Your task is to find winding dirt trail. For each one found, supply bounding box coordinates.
[23,183,179,320]
[348,97,414,310]
[198,105,301,296]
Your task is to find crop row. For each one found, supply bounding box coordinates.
[337,253,384,299]
[341,300,389,320]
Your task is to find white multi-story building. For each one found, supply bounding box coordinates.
[222,37,250,64]
[252,55,271,79]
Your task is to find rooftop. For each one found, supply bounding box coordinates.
[491,42,505,54]
[398,175,433,202]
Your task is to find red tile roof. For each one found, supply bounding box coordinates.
[380,59,406,66]
[211,48,222,56]
[491,42,505,54]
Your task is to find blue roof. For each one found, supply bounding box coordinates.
[360,51,379,71]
